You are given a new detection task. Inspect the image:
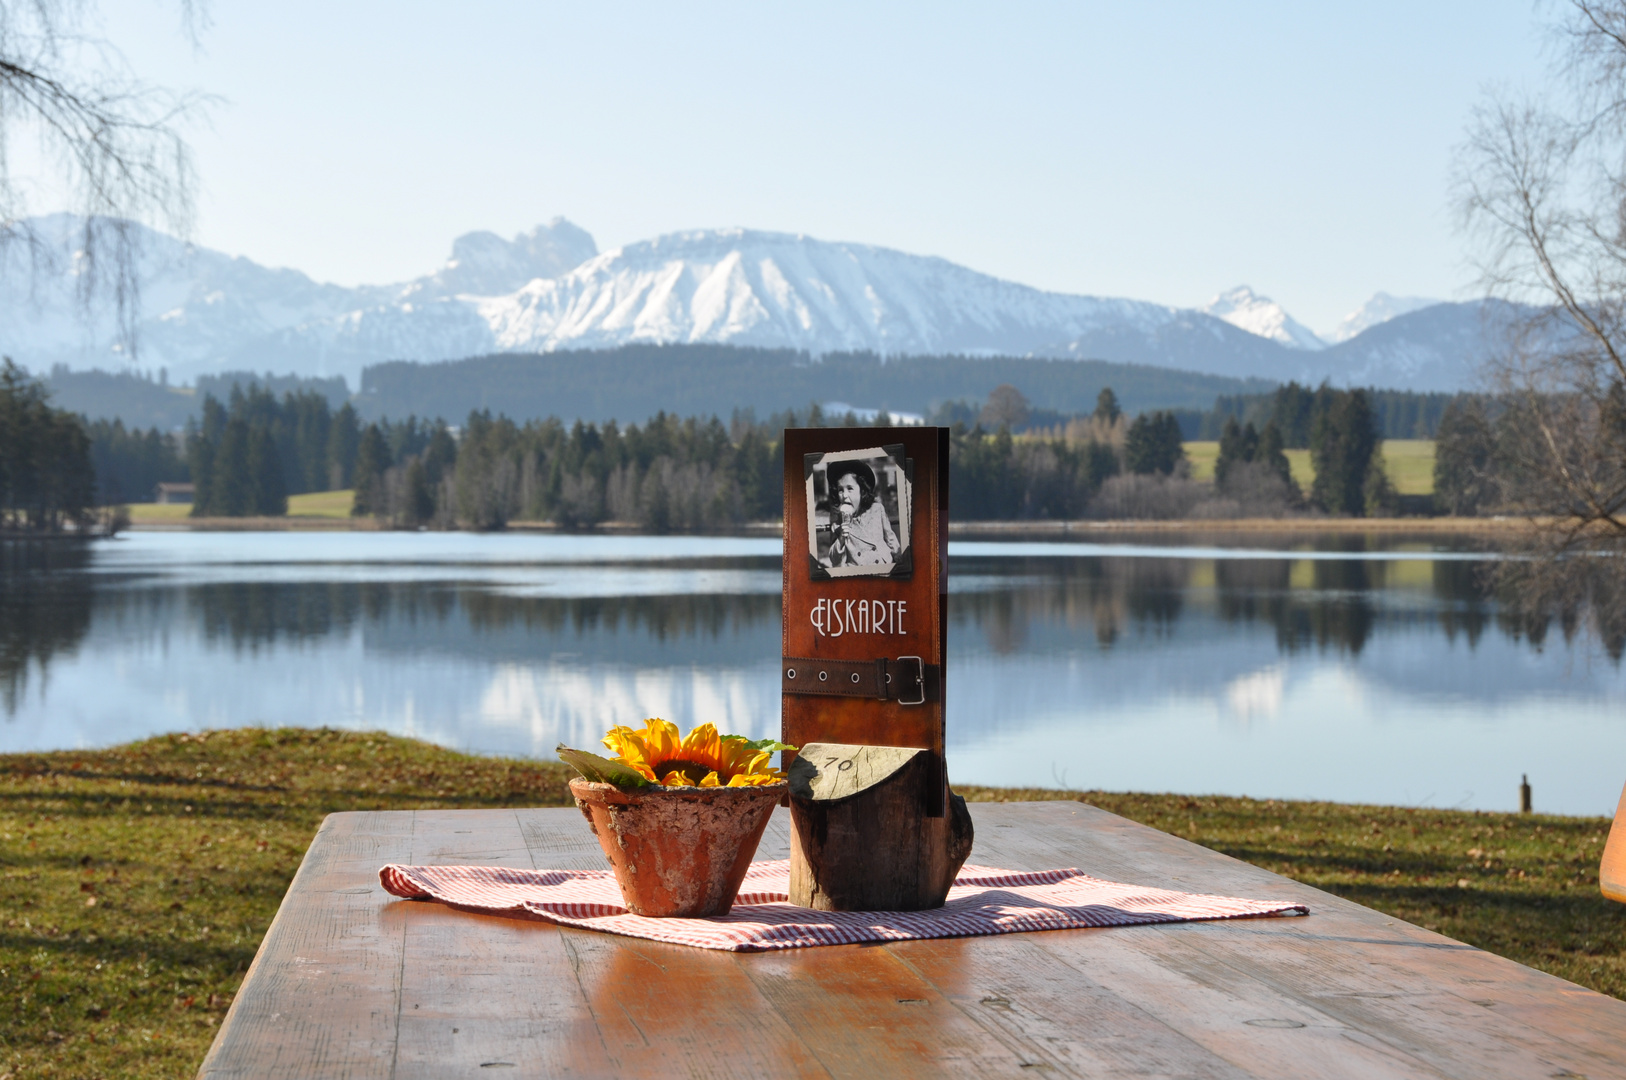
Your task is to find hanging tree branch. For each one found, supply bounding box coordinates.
[0,1,206,357]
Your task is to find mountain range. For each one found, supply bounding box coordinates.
[1,214,1495,393]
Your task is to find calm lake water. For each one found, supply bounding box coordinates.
[3,531,1623,816]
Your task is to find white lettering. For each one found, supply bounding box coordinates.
[806,596,910,638]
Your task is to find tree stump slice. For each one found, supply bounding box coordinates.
[788,742,974,912]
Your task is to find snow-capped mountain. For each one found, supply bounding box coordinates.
[402,218,597,300]
[0,214,1493,392]
[1324,292,1442,345]
[1201,286,1325,350]
[477,228,1198,358]
[0,214,600,384]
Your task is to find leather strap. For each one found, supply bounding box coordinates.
[781,656,939,704]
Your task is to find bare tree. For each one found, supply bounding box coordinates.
[1456,1,1626,558]
[979,384,1030,430]
[0,1,205,354]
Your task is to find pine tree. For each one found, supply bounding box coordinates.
[1256,420,1296,492]
[1094,387,1122,425]
[1269,382,1318,447]
[211,417,252,517]
[404,458,434,524]
[1124,411,1185,475]
[351,424,388,516]
[1215,418,1260,488]
[1159,412,1186,472]
[2,362,96,531]
[188,396,227,516]
[247,424,288,515]
[286,391,333,493]
[1310,389,1380,516]
[327,404,360,490]
[1125,414,1160,475]
[423,424,457,485]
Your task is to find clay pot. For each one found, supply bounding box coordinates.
[570,778,786,917]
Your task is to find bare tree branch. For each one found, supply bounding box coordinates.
[0,1,206,358]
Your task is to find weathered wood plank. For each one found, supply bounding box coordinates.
[199,810,416,1079]
[887,935,1259,1079]
[199,801,1626,1080]
[550,932,829,1078]
[742,939,1033,1078]
[389,810,614,1079]
[963,802,1626,1079]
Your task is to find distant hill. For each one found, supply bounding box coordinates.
[43,367,349,430]
[354,346,1276,426]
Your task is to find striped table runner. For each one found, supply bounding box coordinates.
[378,860,1309,952]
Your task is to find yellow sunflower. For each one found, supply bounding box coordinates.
[602,720,786,787]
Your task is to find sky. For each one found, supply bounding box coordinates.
[83,0,1552,337]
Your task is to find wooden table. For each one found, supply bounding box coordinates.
[199,803,1626,1079]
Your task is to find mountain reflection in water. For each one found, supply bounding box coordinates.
[3,533,1623,814]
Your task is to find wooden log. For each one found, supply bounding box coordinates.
[788,742,973,911]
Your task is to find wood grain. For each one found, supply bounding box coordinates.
[788,742,923,802]
[199,802,1626,1079]
[788,742,973,911]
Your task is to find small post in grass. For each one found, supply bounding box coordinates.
[1520,774,1532,814]
[1602,780,1626,903]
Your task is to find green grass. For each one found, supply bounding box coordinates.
[1184,440,1220,481]
[2,731,1620,1078]
[124,502,192,524]
[0,730,572,1079]
[1183,440,1431,496]
[286,489,354,518]
[125,490,355,525]
[1381,439,1436,496]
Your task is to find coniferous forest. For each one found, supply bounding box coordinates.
[5,359,1439,531]
[0,361,95,531]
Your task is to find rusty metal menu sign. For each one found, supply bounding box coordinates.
[780,427,949,814]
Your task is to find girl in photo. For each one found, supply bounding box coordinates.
[822,460,901,567]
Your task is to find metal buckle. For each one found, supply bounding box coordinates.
[895,655,925,705]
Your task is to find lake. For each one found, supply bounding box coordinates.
[3,531,1623,816]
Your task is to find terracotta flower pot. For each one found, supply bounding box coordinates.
[570,778,786,917]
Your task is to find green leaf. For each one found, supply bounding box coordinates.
[555,745,651,788]
[725,737,797,753]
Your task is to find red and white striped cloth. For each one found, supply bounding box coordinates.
[378,860,1309,952]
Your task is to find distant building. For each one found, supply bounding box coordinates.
[154,482,195,505]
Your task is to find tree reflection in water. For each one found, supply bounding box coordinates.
[948,550,1616,666]
[7,541,1624,722]
[1,541,95,714]
[2,570,788,716]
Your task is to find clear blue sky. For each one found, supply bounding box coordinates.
[98,0,1550,335]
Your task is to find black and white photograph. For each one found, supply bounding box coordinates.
[804,445,912,580]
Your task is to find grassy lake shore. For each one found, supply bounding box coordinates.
[120,510,1530,538]
[2,730,1619,1078]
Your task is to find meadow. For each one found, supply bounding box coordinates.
[125,489,356,526]
[1182,438,1435,495]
